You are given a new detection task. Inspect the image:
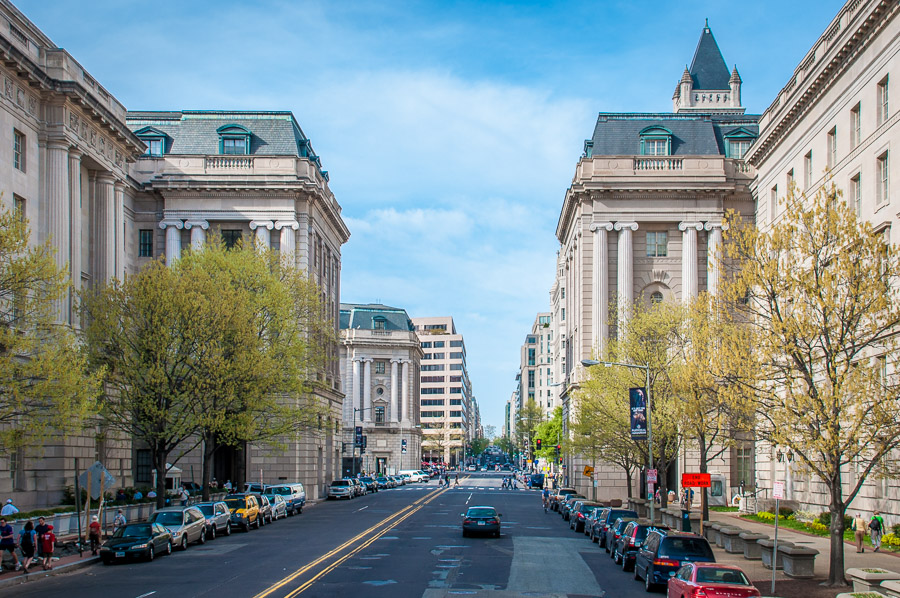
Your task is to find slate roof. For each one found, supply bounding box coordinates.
[689,24,732,90]
[340,303,415,332]
[125,110,315,158]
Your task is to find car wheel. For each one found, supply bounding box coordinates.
[243,522,250,532]
[180,535,188,550]
[644,569,654,593]
[298,506,303,514]
[102,557,112,565]
[225,524,232,536]
[147,546,154,562]
[166,540,173,555]
[208,525,216,540]
[634,564,642,581]
[199,529,206,544]
[462,530,468,538]
[259,514,266,527]
[494,530,500,538]
[622,556,630,571]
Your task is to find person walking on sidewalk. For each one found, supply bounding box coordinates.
[869,511,885,552]
[34,517,47,562]
[89,515,101,556]
[0,517,20,571]
[18,521,35,573]
[853,513,868,553]
[39,525,55,570]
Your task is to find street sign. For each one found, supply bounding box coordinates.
[78,461,116,500]
[401,439,407,454]
[583,465,594,477]
[355,426,363,447]
[647,469,658,483]
[773,481,785,500]
[681,473,711,488]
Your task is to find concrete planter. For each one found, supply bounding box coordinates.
[847,568,900,594]
[717,526,742,548]
[880,580,900,598]
[706,522,723,545]
[759,539,794,570]
[778,545,818,579]
[629,498,648,519]
[719,526,747,553]
[739,532,769,560]
[837,593,888,598]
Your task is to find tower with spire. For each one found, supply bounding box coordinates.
[673,20,744,113]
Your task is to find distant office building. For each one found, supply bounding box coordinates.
[339,304,423,476]
[412,316,472,467]
[518,313,557,420]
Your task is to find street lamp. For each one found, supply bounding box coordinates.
[582,358,654,524]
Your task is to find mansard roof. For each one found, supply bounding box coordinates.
[588,113,759,157]
[125,110,316,158]
[340,303,416,332]
[689,23,732,90]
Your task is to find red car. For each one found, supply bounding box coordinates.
[667,563,760,598]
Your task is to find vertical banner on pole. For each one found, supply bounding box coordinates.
[772,481,785,595]
[629,388,648,439]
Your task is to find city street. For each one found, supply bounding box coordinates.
[1,473,648,598]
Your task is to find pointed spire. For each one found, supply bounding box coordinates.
[689,21,731,90]
[673,82,681,99]
[681,66,692,84]
[730,65,742,84]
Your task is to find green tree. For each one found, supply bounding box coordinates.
[0,204,99,451]
[494,435,514,456]
[515,397,543,459]
[533,406,562,461]
[721,183,900,586]
[469,437,490,458]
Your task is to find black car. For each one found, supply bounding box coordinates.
[569,501,603,533]
[604,517,636,556]
[591,508,639,548]
[613,521,670,571]
[461,506,501,538]
[633,529,715,592]
[560,494,587,521]
[99,523,173,564]
[359,476,379,493]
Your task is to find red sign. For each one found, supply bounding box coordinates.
[647,469,658,483]
[681,473,711,488]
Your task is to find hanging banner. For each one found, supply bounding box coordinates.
[630,387,648,439]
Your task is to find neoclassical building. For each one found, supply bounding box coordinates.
[555,24,758,499]
[339,304,423,476]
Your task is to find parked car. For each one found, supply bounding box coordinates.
[250,493,274,525]
[612,521,670,571]
[328,479,354,499]
[148,506,207,550]
[667,563,760,598]
[374,477,390,490]
[100,523,173,564]
[399,470,426,482]
[467,465,476,471]
[634,529,715,592]
[266,483,306,515]
[347,477,366,496]
[569,501,603,533]
[461,506,501,538]
[591,507,639,548]
[194,501,232,539]
[359,476,378,493]
[550,488,578,512]
[263,493,289,520]
[399,473,412,485]
[223,493,261,531]
[560,494,587,520]
[605,517,637,556]
[244,482,266,493]
[583,508,606,539]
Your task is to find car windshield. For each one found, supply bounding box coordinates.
[150,512,183,526]
[224,498,246,509]
[695,568,750,585]
[269,487,290,495]
[609,509,638,521]
[197,505,214,516]
[360,477,373,482]
[263,494,279,501]
[582,505,600,514]
[114,524,151,538]
[635,525,667,542]
[467,508,496,518]
[331,480,350,487]
[661,538,714,558]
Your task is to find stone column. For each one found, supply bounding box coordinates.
[96,174,116,283]
[679,222,703,302]
[159,219,184,267]
[114,182,126,280]
[47,141,69,318]
[185,220,209,251]
[390,359,400,423]
[351,358,361,414]
[704,221,727,296]
[401,360,410,423]
[249,220,273,250]
[615,222,638,330]
[590,222,613,356]
[275,220,299,267]
[68,149,82,322]
[363,358,372,422]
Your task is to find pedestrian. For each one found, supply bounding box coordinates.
[39,525,55,570]
[133,489,143,500]
[224,480,233,492]
[0,499,18,517]
[179,486,189,506]
[853,512,868,553]
[438,476,444,488]
[455,473,459,486]
[115,489,126,502]
[89,515,101,555]
[0,517,20,571]
[113,509,126,533]
[34,517,48,562]
[17,520,35,573]
[869,511,885,552]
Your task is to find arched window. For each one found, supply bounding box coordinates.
[373,316,386,330]
[639,126,673,156]
[650,291,664,304]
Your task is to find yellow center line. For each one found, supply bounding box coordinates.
[252,486,446,598]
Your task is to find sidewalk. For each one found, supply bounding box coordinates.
[706,509,899,597]
[0,551,99,590]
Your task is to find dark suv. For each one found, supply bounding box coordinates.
[633,529,715,592]
[590,508,639,547]
[612,521,670,571]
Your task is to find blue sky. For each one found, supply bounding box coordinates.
[19,0,844,431]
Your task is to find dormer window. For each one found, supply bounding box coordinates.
[134,126,168,157]
[639,126,673,156]
[724,127,757,159]
[373,317,386,330]
[217,124,251,155]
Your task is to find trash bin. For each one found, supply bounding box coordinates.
[681,509,692,533]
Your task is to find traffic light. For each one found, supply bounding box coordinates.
[555,444,561,456]
[536,439,542,451]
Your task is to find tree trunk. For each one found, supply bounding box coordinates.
[234,441,247,491]
[624,464,633,499]
[153,447,168,510]
[826,478,849,587]
[200,435,216,501]
[699,439,709,522]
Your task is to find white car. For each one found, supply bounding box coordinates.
[467,465,476,471]
[399,470,426,482]
[327,479,354,499]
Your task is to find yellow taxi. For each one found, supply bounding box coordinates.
[224,493,260,531]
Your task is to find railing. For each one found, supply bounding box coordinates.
[633,157,683,171]
[205,156,254,170]
[371,329,392,336]
[733,160,752,173]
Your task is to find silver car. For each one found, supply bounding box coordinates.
[148,506,207,550]
[328,479,353,499]
[263,493,289,520]
[194,501,232,539]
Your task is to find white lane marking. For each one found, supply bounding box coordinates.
[466,493,472,504]
[135,593,157,598]
[355,505,369,513]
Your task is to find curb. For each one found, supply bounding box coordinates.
[0,555,100,590]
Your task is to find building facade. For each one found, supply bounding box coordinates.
[412,316,473,467]
[339,304,423,476]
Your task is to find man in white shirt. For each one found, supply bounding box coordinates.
[0,499,18,516]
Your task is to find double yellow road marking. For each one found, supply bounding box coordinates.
[253,486,447,598]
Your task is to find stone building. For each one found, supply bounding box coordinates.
[339,303,423,476]
[555,23,758,500]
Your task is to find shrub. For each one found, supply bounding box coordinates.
[893,523,900,536]
[779,506,795,518]
[816,511,852,529]
[882,533,900,547]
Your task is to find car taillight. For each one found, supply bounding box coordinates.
[629,537,636,545]
[614,533,620,539]
[653,559,680,567]
[464,519,474,525]
[691,589,708,598]
[577,513,584,520]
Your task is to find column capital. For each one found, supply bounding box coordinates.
[274,220,300,230]
[678,221,704,232]
[590,221,614,232]
[614,221,639,231]
[249,220,274,230]
[184,220,210,230]
[390,358,403,364]
[68,147,83,160]
[46,138,70,151]
[704,221,729,232]
[159,219,184,230]
[96,172,116,185]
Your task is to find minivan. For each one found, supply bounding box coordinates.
[398,470,425,482]
[266,483,306,515]
[633,529,715,592]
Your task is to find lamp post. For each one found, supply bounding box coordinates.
[582,358,654,524]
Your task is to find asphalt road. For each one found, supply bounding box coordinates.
[3,473,653,598]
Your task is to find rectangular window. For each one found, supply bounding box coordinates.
[450,363,463,370]
[449,375,462,382]
[374,361,385,375]
[421,388,444,395]
[221,229,242,249]
[786,168,794,190]
[433,341,445,348]
[449,398,462,405]
[421,399,445,406]
[421,376,445,383]
[13,195,25,222]
[770,185,778,217]
[450,411,463,418]
[729,140,750,159]
[139,229,153,257]
[374,406,385,424]
[877,151,889,204]
[449,387,462,394]
[135,449,152,484]
[13,129,24,172]
[646,231,668,257]
[421,341,432,349]
[421,364,444,371]
[432,352,445,359]
[420,411,443,418]
[144,138,163,157]
[878,75,889,125]
[643,138,668,156]
[450,340,463,347]
[733,444,755,490]
[852,174,862,215]
[527,370,535,388]
[804,151,813,188]
[827,127,837,169]
[851,103,861,148]
[450,352,464,359]
[561,308,565,321]
[527,348,535,366]
[222,137,247,155]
